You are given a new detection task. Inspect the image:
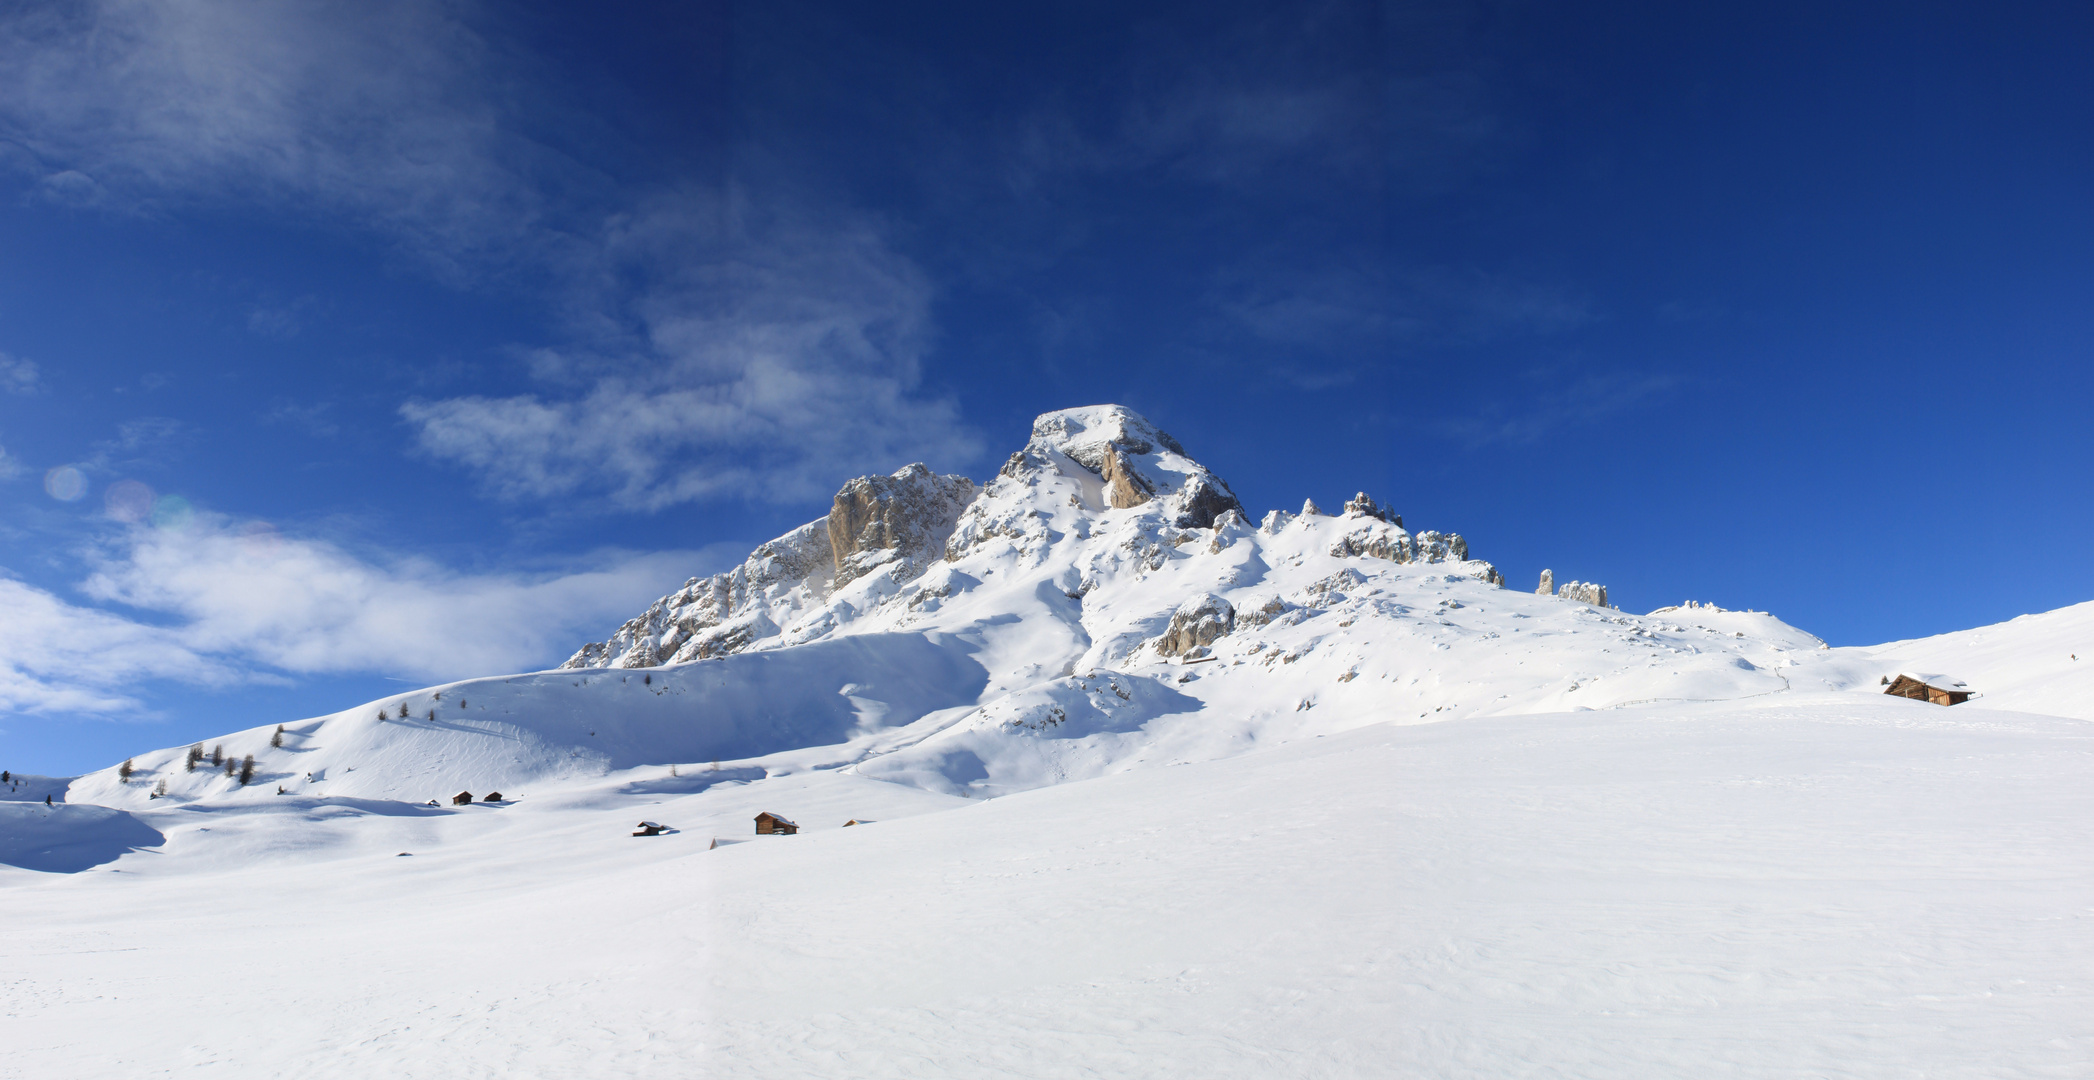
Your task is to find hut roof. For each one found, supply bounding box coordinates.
[637,820,663,829]
[1896,672,1973,692]
[754,811,797,825]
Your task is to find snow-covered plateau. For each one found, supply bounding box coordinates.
[4,405,2091,1078]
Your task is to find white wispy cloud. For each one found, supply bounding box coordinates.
[405,193,981,508]
[0,576,243,715]
[0,0,978,503]
[0,0,537,268]
[79,514,714,683]
[0,513,720,716]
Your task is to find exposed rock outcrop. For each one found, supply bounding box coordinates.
[1558,581,1608,607]
[1329,518,1414,563]
[562,518,835,669]
[565,464,975,669]
[1156,593,1235,657]
[1098,446,1156,509]
[1237,595,1291,627]
[829,464,977,588]
[1537,569,1554,596]
[1341,492,1400,526]
[1413,530,1468,563]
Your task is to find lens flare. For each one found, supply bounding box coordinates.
[43,466,88,501]
[151,494,195,530]
[104,479,155,522]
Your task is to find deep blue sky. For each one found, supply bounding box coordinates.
[0,0,2087,774]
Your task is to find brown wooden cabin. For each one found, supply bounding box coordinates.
[483,792,503,803]
[634,820,665,837]
[1884,672,1973,706]
[451,791,473,805]
[754,812,799,835]
[843,819,868,827]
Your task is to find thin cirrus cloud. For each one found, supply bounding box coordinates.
[0,511,722,717]
[0,0,979,507]
[405,191,983,508]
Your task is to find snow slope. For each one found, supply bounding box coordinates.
[4,696,2091,1078]
[5,404,2093,1076]
[1865,598,2094,720]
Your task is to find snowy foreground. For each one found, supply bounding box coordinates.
[5,407,2093,1076]
[6,695,2093,1078]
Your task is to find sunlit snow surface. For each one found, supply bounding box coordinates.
[4,696,2092,1077]
[7,428,2094,1074]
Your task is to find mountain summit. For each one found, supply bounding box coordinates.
[561,405,1243,670]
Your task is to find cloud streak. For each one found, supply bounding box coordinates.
[0,0,978,505]
[405,193,981,507]
[0,513,719,717]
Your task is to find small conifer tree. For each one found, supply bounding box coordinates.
[210,744,224,766]
[427,707,435,721]
[154,778,168,797]
[2,769,10,783]
[225,756,237,777]
[119,758,134,781]
[271,725,285,748]
[239,755,256,786]
[185,745,201,772]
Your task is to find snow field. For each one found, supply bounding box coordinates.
[5,695,2091,1078]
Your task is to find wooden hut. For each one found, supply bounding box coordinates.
[483,792,503,803]
[451,790,474,805]
[1883,672,1973,706]
[634,821,665,837]
[754,811,799,835]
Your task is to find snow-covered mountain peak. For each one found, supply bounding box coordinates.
[1000,403,1240,529]
[1026,403,1183,458]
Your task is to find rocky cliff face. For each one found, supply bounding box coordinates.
[561,462,972,670]
[561,518,835,669]
[828,464,976,588]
